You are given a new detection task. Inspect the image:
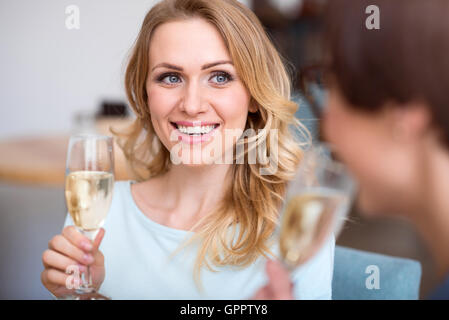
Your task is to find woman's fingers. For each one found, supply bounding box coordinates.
[41,268,69,288]
[48,234,94,266]
[42,249,86,273]
[92,228,105,251]
[42,228,107,297]
[41,268,86,297]
[62,226,93,252]
[88,228,105,267]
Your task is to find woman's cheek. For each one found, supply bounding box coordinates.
[214,91,250,128]
[147,87,177,115]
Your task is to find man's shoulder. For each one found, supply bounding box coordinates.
[429,275,449,300]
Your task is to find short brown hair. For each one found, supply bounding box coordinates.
[325,0,449,148]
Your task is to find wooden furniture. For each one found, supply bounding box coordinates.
[0,118,134,186]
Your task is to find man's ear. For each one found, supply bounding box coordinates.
[389,101,431,142]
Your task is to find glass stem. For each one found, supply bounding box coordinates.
[78,228,98,294]
[86,265,93,288]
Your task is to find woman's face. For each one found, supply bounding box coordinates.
[146,18,253,165]
[322,86,419,217]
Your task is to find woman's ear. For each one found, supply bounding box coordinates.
[249,100,258,113]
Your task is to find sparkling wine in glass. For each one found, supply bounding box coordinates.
[278,143,356,271]
[64,134,114,299]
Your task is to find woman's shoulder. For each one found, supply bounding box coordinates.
[113,179,132,192]
[110,179,131,198]
[111,180,136,207]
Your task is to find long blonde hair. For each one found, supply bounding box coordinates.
[112,0,310,284]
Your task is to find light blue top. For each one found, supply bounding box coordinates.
[62,180,335,299]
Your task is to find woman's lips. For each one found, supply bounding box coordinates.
[172,120,219,127]
[170,122,220,144]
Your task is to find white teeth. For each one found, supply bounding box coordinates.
[177,125,216,135]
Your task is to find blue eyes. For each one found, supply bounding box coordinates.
[213,74,228,83]
[157,72,232,86]
[166,75,180,84]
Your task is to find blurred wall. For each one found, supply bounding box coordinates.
[0,0,157,139]
[0,0,253,139]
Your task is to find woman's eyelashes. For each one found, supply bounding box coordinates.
[155,71,234,86]
[156,72,181,85]
[209,71,234,85]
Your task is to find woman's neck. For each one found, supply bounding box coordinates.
[160,163,232,222]
[414,140,449,280]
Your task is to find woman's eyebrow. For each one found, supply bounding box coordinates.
[151,60,233,72]
[151,63,183,72]
[201,60,233,70]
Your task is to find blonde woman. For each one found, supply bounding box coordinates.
[41,0,334,299]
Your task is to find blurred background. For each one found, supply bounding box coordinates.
[0,0,437,299]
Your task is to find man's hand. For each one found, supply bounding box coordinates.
[250,259,294,300]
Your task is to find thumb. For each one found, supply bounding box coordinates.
[92,228,105,252]
[266,259,293,300]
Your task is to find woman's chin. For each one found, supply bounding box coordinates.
[174,155,225,167]
[169,144,228,166]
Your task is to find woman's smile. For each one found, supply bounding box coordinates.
[169,121,221,144]
[147,18,251,155]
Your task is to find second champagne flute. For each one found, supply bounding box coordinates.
[278,143,356,271]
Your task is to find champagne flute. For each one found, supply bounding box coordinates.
[63,134,114,300]
[278,143,356,271]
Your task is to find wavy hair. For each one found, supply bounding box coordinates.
[112,0,310,285]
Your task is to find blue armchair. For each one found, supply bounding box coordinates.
[333,246,422,300]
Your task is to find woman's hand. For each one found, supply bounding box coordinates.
[41,226,106,298]
[250,260,294,300]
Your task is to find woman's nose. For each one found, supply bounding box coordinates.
[180,82,208,115]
